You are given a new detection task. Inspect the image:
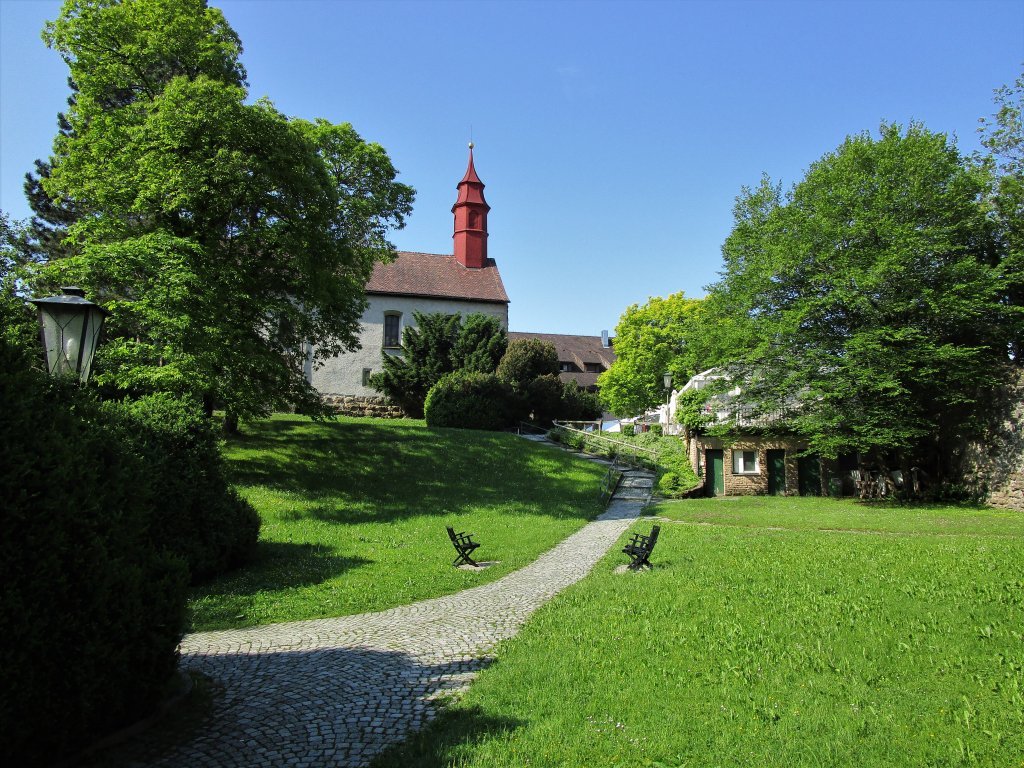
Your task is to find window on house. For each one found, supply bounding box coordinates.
[584,362,603,373]
[559,361,575,372]
[732,449,759,474]
[362,368,372,387]
[383,312,401,348]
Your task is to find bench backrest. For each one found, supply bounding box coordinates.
[446,526,458,544]
[646,525,660,550]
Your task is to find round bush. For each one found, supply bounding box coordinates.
[424,371,520,430]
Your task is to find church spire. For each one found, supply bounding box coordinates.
[452,143,490,268]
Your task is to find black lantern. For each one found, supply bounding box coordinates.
[663,370,673,402]
[29,287,108,383]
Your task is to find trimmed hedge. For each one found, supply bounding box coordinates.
[109,393,260,582]
[424,371,521,430]
[0,333,259,764]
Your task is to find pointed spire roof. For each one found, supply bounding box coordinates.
[460,143,483,184]
[454,143,489,208]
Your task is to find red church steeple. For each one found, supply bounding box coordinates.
[452,143,490,268]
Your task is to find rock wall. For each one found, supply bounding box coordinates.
[962,370,1024,512]
[321,394,406,419]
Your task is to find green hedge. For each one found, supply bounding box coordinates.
[110,394,260,582]
[424,371,521,430]
[0,333,259,764]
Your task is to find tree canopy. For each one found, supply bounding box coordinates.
[30,0,414,422]
[703,122,1021,476]
[597,292,714,416]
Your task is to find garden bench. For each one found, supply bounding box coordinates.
[446,526,481,567]
[622,525,660,570]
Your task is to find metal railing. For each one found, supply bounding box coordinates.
[550,420,659,471]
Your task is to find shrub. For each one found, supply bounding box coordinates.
[559,381,602,421]
[658,471,683,496]
[424,371,520,431]
[0,338,188,766]
[525,374,564,426]
[109,393,261,582]
[621,422,635,437]
[0,303,259,764]
[496,338,558,389]
[650,424,663,436]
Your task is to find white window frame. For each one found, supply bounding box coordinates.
[732,449,759,475]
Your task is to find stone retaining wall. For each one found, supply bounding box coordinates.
[321,394,406,419]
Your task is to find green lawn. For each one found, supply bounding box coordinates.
[374,498,1024,767]
[187,415,606,631]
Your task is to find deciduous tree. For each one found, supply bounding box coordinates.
[710,123,1017,479]
[597,292,713,416]
[33,0,414,424]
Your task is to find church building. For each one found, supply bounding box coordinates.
[310,145,510,416]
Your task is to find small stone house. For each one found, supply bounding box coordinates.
[310,146,509,416]
[674,369,826,497]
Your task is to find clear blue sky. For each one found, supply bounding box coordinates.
[2,0,1021,336]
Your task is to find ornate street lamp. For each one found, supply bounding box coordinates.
[663,371,673,403]
[29,287,108,383]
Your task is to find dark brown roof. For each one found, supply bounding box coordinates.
[366,251,509,304]
[508,332,616,390]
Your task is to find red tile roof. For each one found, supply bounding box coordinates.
[366,251,509,304]
[508,332,616,390]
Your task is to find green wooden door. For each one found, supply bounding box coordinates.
[767,449,786,495]
[798,455,821,496]
[706,449,724,496]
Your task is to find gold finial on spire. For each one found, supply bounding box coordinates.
[468,141,474,149]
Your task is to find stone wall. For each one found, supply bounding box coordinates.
[690,435,805,496]
[963,371,1024,512]
[322,394,406,419]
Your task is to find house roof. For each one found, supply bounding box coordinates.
[366,251,509,304]
[508,331,616,369]
[508,332,616,391]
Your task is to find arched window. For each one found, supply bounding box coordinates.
[383,312,402,348]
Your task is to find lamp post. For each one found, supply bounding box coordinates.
[663,371,673,404]
[29,287,108,383]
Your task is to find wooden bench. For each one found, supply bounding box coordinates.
[622,525,660,570]
[446,526,481,567]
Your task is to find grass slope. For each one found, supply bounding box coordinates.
[374,499,1024,767]
[188,416,605,631]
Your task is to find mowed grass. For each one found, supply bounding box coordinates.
[188,415,605,631]
[375,498,1024,767]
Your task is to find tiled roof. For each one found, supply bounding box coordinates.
[508,332,616,390]
[366,251,509,304]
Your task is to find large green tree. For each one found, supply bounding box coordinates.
[979,70,1024,362]
[369,312,507,418]
[708,123,1019,479]
[33,0,414,423]
[597,292,716,416]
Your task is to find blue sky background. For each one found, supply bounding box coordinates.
[2,0,1021,336]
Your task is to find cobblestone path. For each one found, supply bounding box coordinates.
[129,483,649,767]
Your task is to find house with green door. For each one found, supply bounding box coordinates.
[674,369,831,497]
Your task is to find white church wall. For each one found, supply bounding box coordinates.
[311,293,509,401]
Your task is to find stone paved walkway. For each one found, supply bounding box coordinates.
[126,469,650,767]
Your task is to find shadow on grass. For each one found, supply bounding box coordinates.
[225,418,604,524]
[76,643,524,768]
[370,705,525,768]
[188,541,371,617]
